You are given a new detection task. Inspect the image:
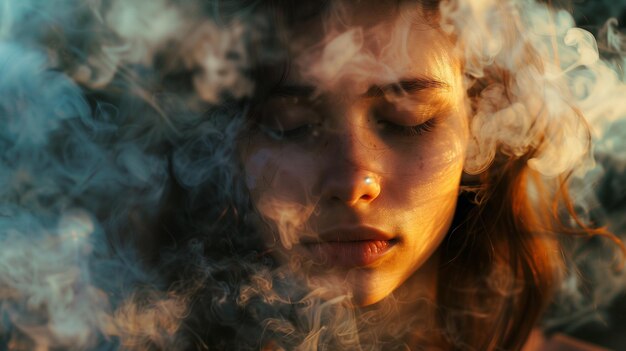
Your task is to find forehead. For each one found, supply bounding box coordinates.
[276,0,457,95]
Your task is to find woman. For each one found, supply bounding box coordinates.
[0,0,623,350]
[149,0,624,350]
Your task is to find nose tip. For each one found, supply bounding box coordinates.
[324,170,381,206]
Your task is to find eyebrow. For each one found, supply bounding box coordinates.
[363,77,450,97]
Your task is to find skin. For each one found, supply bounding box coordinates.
[239,1,469,306]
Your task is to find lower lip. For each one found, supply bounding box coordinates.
[303,240,395,267]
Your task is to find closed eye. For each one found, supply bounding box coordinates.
[377,118,438,137]
[260,123,321,140]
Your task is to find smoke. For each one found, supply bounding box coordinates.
[440,0,589,176]
[437,0,626,333]
[0,0,626,350]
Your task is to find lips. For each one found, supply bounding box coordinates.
[300,226,396,267]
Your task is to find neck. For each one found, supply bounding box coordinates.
[354,250,442,348]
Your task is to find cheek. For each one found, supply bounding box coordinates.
[386,120,467,202]
[243,147,315,202]
[381,119,467,245]
[242,145,320,247]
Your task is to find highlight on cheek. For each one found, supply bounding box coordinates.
[1,0,626,350]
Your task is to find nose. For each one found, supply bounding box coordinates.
[318,133,382,206]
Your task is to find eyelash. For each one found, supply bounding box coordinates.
[377,118,439,137]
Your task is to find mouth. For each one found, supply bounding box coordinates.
[300,226,397,267]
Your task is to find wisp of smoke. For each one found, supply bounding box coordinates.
[0,0,626,350]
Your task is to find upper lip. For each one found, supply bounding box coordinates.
[301,225,394,244]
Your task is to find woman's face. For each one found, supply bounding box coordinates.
[240,2,469,306]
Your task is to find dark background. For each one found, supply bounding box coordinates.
[562,1,626,349]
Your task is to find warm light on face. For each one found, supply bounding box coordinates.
[240,2,469,306]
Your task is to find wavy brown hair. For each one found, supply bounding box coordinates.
[434,0,625,348]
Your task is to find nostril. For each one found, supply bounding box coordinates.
[321,168,382,205]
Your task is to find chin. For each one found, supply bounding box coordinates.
[345,269,400,306]
[301,266,395,306]
[310,268,398,307]
[350,290,388,307]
